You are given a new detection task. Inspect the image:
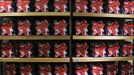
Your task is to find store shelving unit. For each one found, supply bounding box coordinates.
[0,58,70,62]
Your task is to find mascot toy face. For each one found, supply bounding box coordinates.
[55,65,67,75]
[20,65,32,75]
[54,0,68,12]
[123,23,134,36]
[76,65,89,75]
[92,65,103,75]
[17,0,30,12]
[39,65,52,75]
[91,0,103,13]
[108,43,119,57]
[124,1,134,14]
[123,43,133,57]
[75,0,88,12]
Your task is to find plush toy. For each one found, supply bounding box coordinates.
[123,22,134,36]
[1,20,13,36]
[54,43,68,57]
[38,42,51,57]
[92,20,104,36]
[1,43,13,58]
[39,65,52,75]
[75,0,88,12]
[0,0,12,12]
[122,42,133,57]
[120,62,133,75]
[76,42,88,57]
[18,20,31,36]
[35,0,49,12]
[19,43,32,58]
[55,65,67,75]
[75,20,88,35]
[107,21,119,36]
[54,20,67,36]
[108,0,120,14]
[106,63,118,75]
[92,64,103,75]
[20,65,32,75]
[54,0,67,12]
[124,0,134,14]
[93,43,106,57]
[5,63,16,75]
[17,0,30,12]
[36,20,49,36]
[76,65,89,75]
[91,0,103,13]
[107,42,120,57]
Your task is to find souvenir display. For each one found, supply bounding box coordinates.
[19,43,32,58]
[39,65,52,75]
[75,65,89,75]
[1,20,13,36]
[75,42,88,57]
[108,0,120,14]
[92,20,104,36]
[54,0,68,12]
[75,0,88,12]
[123,22,134,36]
[35,0,49,12]
[91,0,103,13]
[36,20,49,36]
[5,63,16,75]
[92,43,106,57]
[20,65,32,75]
[18,20,31,36]
[38,42,51,57]
[17,0,30,12]
[107,21,119,36]
[122,42,133,57]
[1,43,13,58]
[55,65,67,75]
[54,20,68,36]
[75,20,88,35]
[54,43,68,57]
[107,42,120,57]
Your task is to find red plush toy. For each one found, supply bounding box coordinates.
[19,43,32,58]
[20,65,32,75]
[107,21,119,36]
[91,0,103,13]
[18,20,31,36]
[35,0,49,12]
[107,42,119,57]
[76,65,89,75]
[0,0,12,12]
[1,43,13,58]
[39,65,52,75]
[76,42,88,57]
[54,0,67,12]
[124,0,134,14]
[5,63,16,75]
[54,43,68,58]
[108,0,120,14]
[92,64,103,75]
[54,20,67,36]
[17,0,30,12]
[120,62,133,75]
[36,20,49,36]
[55,65,67,75]
[1,20,13,36]
[123,43,133,57]
[93,43,106,57]
[75,0,88,12]
[92,20,104,36]
[38,42,51,57]
[75,20,88,35]
[106,63,118,75]
[123,22,134,36]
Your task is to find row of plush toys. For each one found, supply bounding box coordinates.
[75,62,133,75]
[1,42,68,58]
[75,20,134,36]
[1,19,68,36]
[75,0,134,14]
[75,42,133,57]
[5,63,67,75]
[0,0,68,12]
